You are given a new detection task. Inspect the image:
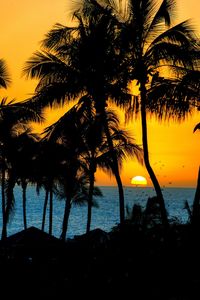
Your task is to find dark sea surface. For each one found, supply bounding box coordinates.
[1,186,196,239]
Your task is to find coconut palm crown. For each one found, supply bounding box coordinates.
[110,0,200,226]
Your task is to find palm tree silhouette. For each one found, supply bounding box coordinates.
[11,126,39,230]
[43,112,95,240]
[23,0,199,227]
[0,59,10,239]
[33,140,64,235]
[98,0,198,227]
[0,99,42,239]
[23,5,132,225]
[44,97,143,233]
[83,110,143,233]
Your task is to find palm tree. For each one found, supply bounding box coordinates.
[84,111,143,233]
[33,140,64,235]
[191,167,200,228]
[0,59,10,239]
[82,0,200,228]
[42,116,88,240]
[56,169,102,240]
[44,97,143,233]
[44,119,105,240]
[0,99,42,239]
[12,126,39,230]
[31,142,50,232]
[41,186,49,232]
[23,4,132,225]
[24,0,199,227]
[102,0,199,227]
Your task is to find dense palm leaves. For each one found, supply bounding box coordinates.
[23,0,200,227]
[105,0,199,227]
[0,0,199,239]
[42,104,98,239]
[44,97,143,234]
[23,3,133,224]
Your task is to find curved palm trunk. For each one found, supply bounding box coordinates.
[1,166,7,240]
[42,188,49,231]
[49,186,53,235]
[192,167,200,227]
[86,170,95,233]
[22,181,27,230]
[95,94,125,224]
[103,114,125,225]
[60,196,71,241]
[140,82,168,228]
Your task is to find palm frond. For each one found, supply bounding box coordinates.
[145,0,176,43]
[32,82,81,109]
[147,76,198,120]
[194,123,200,133]
[0,98,43,124]
[23,51,68,80]
[147,43,194,72]
[0,59,11,88]
[148,20,198,52]
[42,23,77,51]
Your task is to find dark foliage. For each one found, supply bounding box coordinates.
[0,222,199,299]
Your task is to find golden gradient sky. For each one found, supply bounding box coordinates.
[0,0,200,187]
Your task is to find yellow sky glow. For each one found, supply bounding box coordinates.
[0,0,200,187]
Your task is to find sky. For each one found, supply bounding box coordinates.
[0,0,200,187]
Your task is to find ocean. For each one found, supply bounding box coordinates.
[3,186,196,239]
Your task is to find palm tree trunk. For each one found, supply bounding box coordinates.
[1,167,7,240]
[49,186,53,235]
[42,188,49,231]
[103,112,125,225]
[4,171,16,233]
[192,167,200,228]
[86,170,95,233]
[140,82,168,228]
[22,181,27,230]
[95,94,125,225]
[60,196,71,241]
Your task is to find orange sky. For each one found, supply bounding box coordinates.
[0,0,200,187]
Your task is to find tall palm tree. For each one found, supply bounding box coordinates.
[23,5,131,225]
[0,99,42,239]
[33,140,65,235]
[83,111,143,233]
[107,0,199,227]
[43,115,89,240]
[24,0,199,227]
[82,0,199,227]
[191,167,200,228]
[44,107,105,239]
[11,126,39,230]
[56,169,102,240]
[41,186,49,232]
[0,59,11,239]
[44,97,143,233]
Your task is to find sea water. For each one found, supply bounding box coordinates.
[2,186,196,239]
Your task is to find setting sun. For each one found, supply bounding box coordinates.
[131,176,147,186]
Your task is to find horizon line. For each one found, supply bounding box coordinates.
[97,185,196,189]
